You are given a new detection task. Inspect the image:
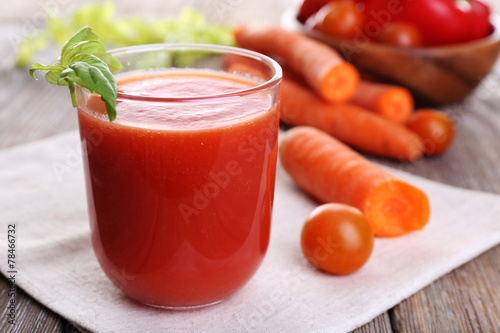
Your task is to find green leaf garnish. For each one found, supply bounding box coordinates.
[29,26,121,122]
[60,25,101,56]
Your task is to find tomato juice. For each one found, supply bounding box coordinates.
[77,67,280,308]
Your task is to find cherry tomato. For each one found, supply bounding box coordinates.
[376,22,423,48]
[364,0,491,46]
[301,203,374,275]
[314,1,365,39]
[406,109,455,156]
[297,0,332,23]
[468,0,493,40]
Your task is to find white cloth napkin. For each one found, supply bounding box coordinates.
[1,130,500,333]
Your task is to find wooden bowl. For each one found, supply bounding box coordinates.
[282,8,500,105]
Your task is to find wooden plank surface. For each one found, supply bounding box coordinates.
[1,1,500,332]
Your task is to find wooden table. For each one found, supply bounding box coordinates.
[1,1,500,332]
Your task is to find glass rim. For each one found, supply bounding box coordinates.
[91,43,282,103]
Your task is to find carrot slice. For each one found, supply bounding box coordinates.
[279,126,431,237]
[281,77,423,161]
[349,81,414,123]
[234,25,359,102]
[365,181,430,237]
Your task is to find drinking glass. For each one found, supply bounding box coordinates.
[75,43,282,309]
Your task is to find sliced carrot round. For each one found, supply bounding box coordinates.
[321,62,360,102]
[364,180,430,237]
[376,88,413,123]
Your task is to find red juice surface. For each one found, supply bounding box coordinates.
[77,70,279,307]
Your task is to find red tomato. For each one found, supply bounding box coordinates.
[314,1,365,39]
[297,0,364,23]
[301,203,374,275]
[297,0,332,23]
[376,22,423,47]
[468,0,493,40]
[406,109,455,156]
[363,0,491,45]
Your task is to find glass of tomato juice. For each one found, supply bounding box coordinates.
[75,44,282,309]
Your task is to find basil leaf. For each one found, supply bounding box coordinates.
[99,52,123,73]
[71,47,122,73]
[59,60,117,121]
[29,26,121,122]
[61,40,107,66]
[45,70,65,85]
[60,26,100,58]
[29,63,63,80]
[70,54,117,90]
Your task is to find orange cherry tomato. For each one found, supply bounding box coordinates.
[301,203,374,275]
[406,109,455,156]
[377,22,423,48]
[314,1,365,39]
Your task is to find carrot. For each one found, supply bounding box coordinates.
[280,126,431,237]
[234,25,359,102]
[281,77,423,161]
[349,81,414,124]
[280,61,309,85]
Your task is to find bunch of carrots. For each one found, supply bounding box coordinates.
[233,25,455,162]
[232,25,449,274]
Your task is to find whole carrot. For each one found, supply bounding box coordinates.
[349,81,414,124]
[279,126,431,237]
[234,25,359,103]
[281,77,423,161]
